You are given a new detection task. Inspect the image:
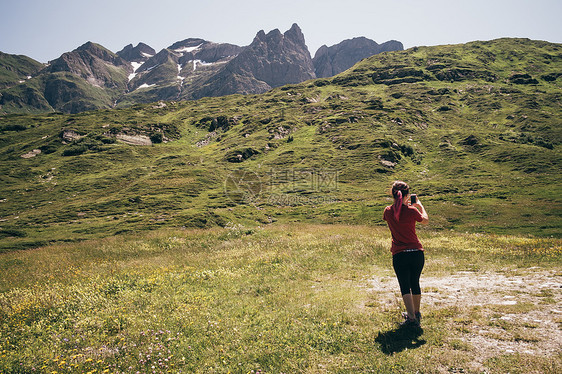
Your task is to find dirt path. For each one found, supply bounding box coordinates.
[368,268,562,362]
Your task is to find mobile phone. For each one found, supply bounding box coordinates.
[410,194,417,204]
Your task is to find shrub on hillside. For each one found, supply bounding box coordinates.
[62,145,88,156]
[150,133,163,143]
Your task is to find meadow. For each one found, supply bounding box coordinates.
[1,224,560,373]
[1,38,561,373]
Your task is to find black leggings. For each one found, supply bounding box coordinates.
[392,251,425,295]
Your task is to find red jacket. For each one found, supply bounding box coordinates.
[383,205,424,255]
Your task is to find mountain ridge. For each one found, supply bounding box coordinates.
[0,24,403,114]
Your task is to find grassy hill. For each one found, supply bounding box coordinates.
[0,52,44,90]
[0,38,561,251]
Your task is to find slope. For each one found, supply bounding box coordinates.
[0,52,44,89]
[0,38,560,251]
[0,42,131,114]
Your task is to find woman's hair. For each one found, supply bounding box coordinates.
[391,181,410,221]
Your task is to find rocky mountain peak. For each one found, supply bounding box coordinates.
[190,24,315,99]
[47,41,129,75]
[313,37,404,78]
[376,40,404,53]
[168,38,207,51]
[76,41,99,52]
[74,41,123,63]
[117,42,156,62]
[254,28,283,45]
[233,23,315,88]
[255,30,266,41]
[137,48,178,73]
[284,23,306,45]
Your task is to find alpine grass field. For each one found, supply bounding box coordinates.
[0,38,561,372]
[0,226,560,373]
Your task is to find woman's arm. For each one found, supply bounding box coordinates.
[413,200,429,225]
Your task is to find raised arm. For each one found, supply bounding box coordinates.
[413,200,429,225]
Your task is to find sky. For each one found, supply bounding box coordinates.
[1,0,561,63]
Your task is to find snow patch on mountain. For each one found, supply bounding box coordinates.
[174,44,202,54]
[128,61,144,81]
[136,83,156,90]
[191,60,214,71]
[177,64,185,84]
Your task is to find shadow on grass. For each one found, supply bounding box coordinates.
[375,324,426,355]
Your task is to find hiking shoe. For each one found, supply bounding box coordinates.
[402,312,421,321]
[399,317,420,328]
[401,312,422,327]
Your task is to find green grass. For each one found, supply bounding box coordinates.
[0,52,43,90]
[0,224,560,373]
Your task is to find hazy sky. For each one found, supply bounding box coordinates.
[1,0,561,63]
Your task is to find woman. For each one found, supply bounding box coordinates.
[383,181,429,326]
